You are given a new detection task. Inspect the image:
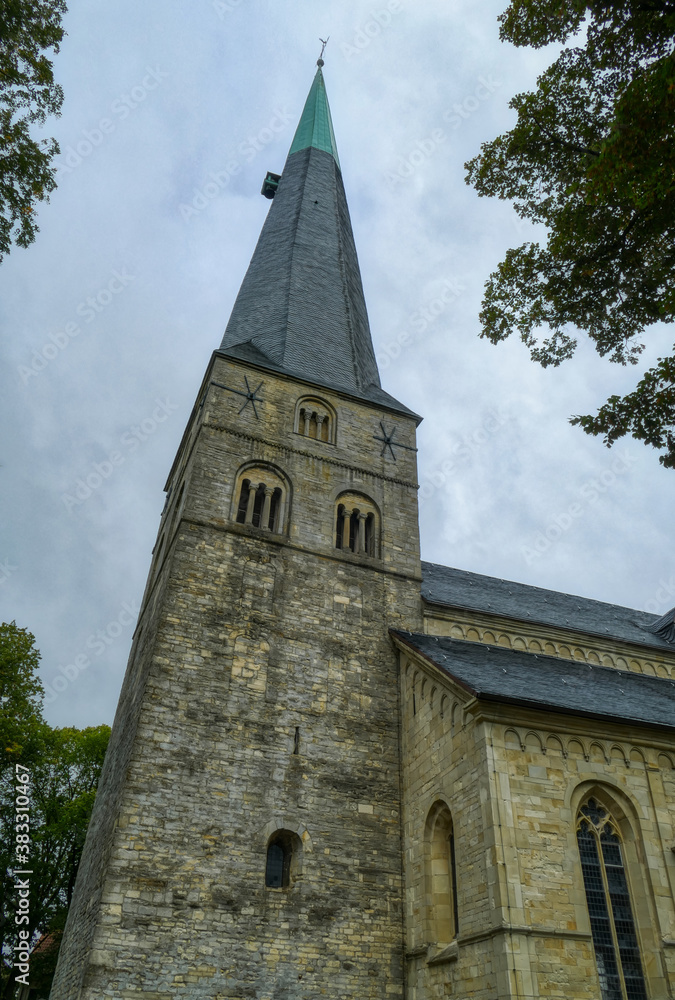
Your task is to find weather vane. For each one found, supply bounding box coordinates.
[317,36,329,67]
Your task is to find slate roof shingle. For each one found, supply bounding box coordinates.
[220,70,413,416]
[393,631,675,732]
[421,561,674,652]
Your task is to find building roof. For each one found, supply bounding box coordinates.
[220,67,410,413]
[392,631,675,732]
[421,561,674,653]
[288,68,340,167]
[218,342,419,418]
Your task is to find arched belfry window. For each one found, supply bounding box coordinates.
[576,798,647,1000]
[334,492,380,558]
[265,830,302,889]
[424,801,458,945]
[233,465,289,535]
[294,396,336,444]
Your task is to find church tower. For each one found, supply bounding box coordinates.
[51,64,422,999]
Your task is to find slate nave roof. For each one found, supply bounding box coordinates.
[422,561,675,654]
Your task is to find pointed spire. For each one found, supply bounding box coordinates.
[288,67,340,168]
[219,66,412,414]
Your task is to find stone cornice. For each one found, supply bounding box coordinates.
[204,422,418,490]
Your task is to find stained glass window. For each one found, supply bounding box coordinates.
[577,799,647,1000]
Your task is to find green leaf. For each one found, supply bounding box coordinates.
[466,0,675,466]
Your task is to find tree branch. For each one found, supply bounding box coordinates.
[538,136,601,158]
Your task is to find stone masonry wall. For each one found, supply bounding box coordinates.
[49,555,170,1000]
[51,353,423,1000]
[399,646,675,1000]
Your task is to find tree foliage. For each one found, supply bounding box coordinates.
[0,0,67,262]
[0,623,110,998]
[465,0,675,466]
[0,622,44,768]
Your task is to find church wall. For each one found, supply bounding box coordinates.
[400,656,500,999]
[53,354,423,1000]
[497,713,675,999]
[49,549,172,1000]
[399,650,675,1000]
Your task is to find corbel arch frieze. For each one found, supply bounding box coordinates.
[403,659,467,731]
[429,617,675,679]
[500,725,668,771]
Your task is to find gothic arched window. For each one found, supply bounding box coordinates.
[425,801,458,944]
[233,465,288,534]
[294,396,336,444]
[576,798,647,1000]
[334,492,379,558]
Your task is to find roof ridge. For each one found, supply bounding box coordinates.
[421,559,659,619]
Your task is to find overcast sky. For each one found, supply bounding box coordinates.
[1,0,672,730]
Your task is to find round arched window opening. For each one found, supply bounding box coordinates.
[294,396,337,444]
[424,801,458,945]
[264,829,302,889]
[334,494,379,558]
[233,465,289,535]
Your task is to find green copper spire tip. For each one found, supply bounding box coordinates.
[288,67,340,169]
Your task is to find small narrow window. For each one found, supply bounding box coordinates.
[349,509,359,551]
[154,532,165,560]
[252,484,265,527]
[449,830,459,936]
[577,798,647,1000]
[153,533,166,580]
[265,842,287,888]
[295,396,336,443]
[264,830,300,889]
[335,504,345,549]
[236,479,251,523]
[174,482,185,514]
[425,802,458,944]
[269,487,282,532]
[170,481,186,536]
[365,512,375,557]
[233,467,288,535]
